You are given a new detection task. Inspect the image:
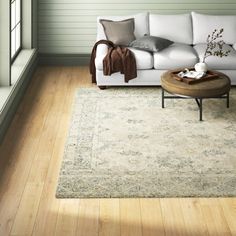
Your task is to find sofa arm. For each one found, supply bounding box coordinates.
[96,44,108,57]
[95,44,108,70]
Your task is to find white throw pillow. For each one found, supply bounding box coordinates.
[97,12,149,41]
[149,14,193,44]
[233,43,236,50]
[192,12,236,45]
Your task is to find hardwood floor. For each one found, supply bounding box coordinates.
[0,66,235,236]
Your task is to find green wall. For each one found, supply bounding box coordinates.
[33,0,38,48]
[38,0,236,54]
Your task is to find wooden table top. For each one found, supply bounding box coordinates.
[161,69,231,98]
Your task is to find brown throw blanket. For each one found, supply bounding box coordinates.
[90,40,137,83]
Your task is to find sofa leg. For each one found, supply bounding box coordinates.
[98,86,107,90]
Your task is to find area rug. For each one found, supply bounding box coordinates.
[56,88,236,198]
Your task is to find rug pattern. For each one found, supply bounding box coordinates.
[56,88,236,198]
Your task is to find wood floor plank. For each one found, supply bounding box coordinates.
[160,199,187,236]
[10,183,44,236]
[120,199,142,236]
[99,199,120,236]
[140,199,165,236]
[219,198,236,235]
[180,198,209,236]
[54,199,80,236]
[77,199,99,236]
[200,198,232,236]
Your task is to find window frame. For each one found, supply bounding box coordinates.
[10,0,22,63]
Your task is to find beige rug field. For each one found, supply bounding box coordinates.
[56,88,236,198]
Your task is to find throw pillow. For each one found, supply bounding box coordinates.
[99,18,136,46]
[129,35,173,52]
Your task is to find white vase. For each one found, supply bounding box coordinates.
[195,62,208,73]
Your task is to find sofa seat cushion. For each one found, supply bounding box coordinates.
[194,44,236,70]
[95,47,153,70]
[153,43,198,70]
[128,48,153,69]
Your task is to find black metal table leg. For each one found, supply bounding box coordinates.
[162,88,165,108]
[199,98,203,121]
[195,98,203,121]
[227,92,230,108]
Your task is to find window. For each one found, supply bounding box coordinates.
[11,0,21,61]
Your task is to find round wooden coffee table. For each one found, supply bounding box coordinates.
[161,69,231,121]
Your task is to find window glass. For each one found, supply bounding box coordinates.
[11,30,16,58]
[11,0,21,61]
[16,0,20,23]
[11,1,16,30]
[16,24,21,50]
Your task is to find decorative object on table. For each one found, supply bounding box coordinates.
[194,28,231,72]
[195,62,208,73]
[178,68,205,79]
[174,68,219,84]
[56,88,236,198]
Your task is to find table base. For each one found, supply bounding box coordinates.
[161,88,230,121]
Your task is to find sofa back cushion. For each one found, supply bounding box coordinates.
[97,12,149,40]
[192,12,236,45]
[149,14,193,44]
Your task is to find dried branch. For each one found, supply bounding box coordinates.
[202,28,230,63]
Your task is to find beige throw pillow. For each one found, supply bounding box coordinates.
[100,18,136,46]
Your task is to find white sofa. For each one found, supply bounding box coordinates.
[95,12,236,86]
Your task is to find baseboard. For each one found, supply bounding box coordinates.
[0,52,38,144]
[39,53,90,66]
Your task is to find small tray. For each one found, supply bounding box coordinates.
[172,70,219,84]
